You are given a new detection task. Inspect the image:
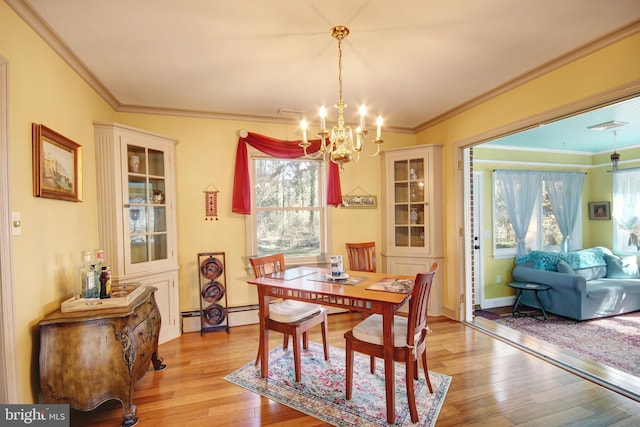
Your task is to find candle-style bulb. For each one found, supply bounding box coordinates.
[359,104,367,130]
[301,119,308,143]
[376,116,383,139]
[319,106,327,130]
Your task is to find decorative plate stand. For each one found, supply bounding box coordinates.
[197,252,230,335]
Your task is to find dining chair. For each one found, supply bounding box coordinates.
[249,253,329,382]
[345,242,376,272]
[344,263,438,423]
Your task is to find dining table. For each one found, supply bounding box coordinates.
[247,266,415,424]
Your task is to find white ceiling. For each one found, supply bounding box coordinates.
[7,0,640,150]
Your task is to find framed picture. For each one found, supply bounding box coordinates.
[32,123,82,202]
[588,201,610,220]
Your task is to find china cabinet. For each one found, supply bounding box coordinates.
[381,144,444,314]
[93,122,180,343]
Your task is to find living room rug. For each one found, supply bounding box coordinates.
[224,342,452,426]
[492,311,640,377]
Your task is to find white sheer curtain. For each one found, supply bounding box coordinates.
[496,170,542,258]
[612,169,640,236]
[544,172,585,252]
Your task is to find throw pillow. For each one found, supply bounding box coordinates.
[604,253,640,279]
[556,260,576,275]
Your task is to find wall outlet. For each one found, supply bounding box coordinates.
[496,275,502,284]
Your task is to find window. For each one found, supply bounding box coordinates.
[612,169,640,254]
[247,153,329,264]
[493,174,582,257]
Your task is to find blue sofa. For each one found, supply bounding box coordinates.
[512,247,640,321]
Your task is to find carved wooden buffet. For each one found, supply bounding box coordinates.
[39,286,166,427]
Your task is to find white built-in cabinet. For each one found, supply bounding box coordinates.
[93,122,180,343]
[381,144,444,315]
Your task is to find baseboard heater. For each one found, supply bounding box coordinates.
[180,304,350,334]
[181,305,260,333]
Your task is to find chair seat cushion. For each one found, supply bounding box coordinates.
[269,300,321,323]
[351,314,408,347]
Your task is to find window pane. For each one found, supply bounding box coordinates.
[542,185,563,248]
[494,181,516,249]
[256,210,320,257]
[255,159,319,208]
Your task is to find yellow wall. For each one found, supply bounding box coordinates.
[110,113,415,310]
[1,2,116,403]
[416,33,640,313]
[2,0,639,404]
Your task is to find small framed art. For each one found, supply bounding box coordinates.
[588,201,610,220]
[32,123,82,202]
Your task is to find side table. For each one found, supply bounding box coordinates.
[507,282,551,321]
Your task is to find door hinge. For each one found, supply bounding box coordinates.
[459,293,465,304]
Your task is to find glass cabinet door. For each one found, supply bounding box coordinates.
[126,145,168,265]
[393,157,425,248]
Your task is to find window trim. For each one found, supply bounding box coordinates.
[244,148,332,268]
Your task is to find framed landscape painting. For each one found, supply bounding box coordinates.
[32,123,82,202]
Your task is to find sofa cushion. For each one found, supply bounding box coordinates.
[556,260,575,275]
[604,253,640,279]
[573,266,608,281]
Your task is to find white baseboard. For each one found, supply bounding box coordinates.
[480,296,515,309]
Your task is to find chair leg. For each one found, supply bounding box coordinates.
[369,355,376,374]
[254,340,261,366]
[345,340,353,400]
[406,356,419,423]
[292,331,302,383]
[422,351,433,393]
[321,320,329,361]
[302,331,309,350]
[282,333,289,350]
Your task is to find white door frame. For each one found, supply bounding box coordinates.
[0,56,19,403]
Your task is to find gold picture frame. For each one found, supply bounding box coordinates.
[32,123,82,202]
[588,201,610,220]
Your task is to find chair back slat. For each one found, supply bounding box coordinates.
[249,253,286,278]
[406,263,438,346]
[345,242,376,272]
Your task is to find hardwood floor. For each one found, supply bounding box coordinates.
[71,314,640,426]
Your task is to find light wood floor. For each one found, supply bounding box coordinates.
[71,314,640,426]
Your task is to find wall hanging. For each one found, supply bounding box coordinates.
[32,123,82,202]
[203,183,219,220]
[341,186,377,208]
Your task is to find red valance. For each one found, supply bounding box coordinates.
[232,132,342,214]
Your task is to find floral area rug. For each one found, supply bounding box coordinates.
[224,342,451,426]
[493,311,640,376]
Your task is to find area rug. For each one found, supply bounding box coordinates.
[224,342,452,426]
[492,311,640,377]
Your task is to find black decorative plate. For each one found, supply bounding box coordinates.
[201,281,224,303]
[203,303,226,326]
[200,257,223,279]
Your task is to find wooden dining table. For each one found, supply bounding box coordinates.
[247,267,414,424]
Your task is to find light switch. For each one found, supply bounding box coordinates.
[11,211,21,235]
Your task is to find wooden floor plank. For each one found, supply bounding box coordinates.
[70,314,640,426]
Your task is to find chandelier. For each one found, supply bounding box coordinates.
[610,130,620,171]
[299,26,383,171]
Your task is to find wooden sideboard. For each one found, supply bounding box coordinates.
[39,286,166,427]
